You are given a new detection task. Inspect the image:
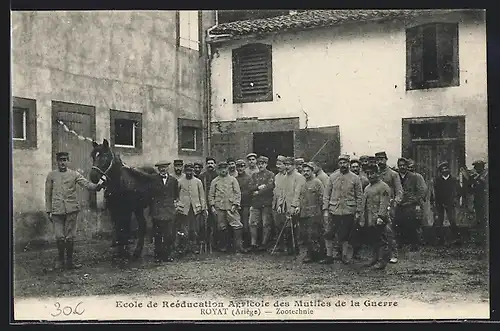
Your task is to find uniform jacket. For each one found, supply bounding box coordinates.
[399,172,426,206]
[45,169,100,215]
[272,172,286,209]
[275,170,306,213]
[248,169,275,208]
[177,176,206,215]
[236,171,252,207]
[379,167,403,203]
[316,170,329,188]
[358,173,370,190]
[299,177,324,217]
[323,170,363,215]
[414,172,429,201]
[149,174,179,220]
[208,175,241,210]
[245,166,259,177]
[432,175,461,206]
[361,180,391,227]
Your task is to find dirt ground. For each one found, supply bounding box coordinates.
[13,238,489,305]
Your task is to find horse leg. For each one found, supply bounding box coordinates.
[133,207,146,260]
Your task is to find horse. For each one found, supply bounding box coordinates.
[89,139,155,262]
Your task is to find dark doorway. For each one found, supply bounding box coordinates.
[253,131,294,173]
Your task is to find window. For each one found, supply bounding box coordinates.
[178,11,199,51]
[110,110,142,153]
[12,97,37,149]
[178,118,202,156]
[406,23,459,90]
[410,122,458,140]
[232,43,273,104]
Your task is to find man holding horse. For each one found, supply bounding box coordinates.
[45,151,104,270]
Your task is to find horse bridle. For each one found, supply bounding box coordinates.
[91,149,115,183]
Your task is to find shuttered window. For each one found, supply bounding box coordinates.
[406,23,459,90]
[232,44,273,103]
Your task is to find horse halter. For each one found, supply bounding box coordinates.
[92,149,115,183]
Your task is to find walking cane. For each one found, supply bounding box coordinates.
[289,215,297,257]
[271,214,289,255]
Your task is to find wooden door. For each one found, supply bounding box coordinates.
[52,101,97,224]
[294,126,341,173]
[411,139,460,182]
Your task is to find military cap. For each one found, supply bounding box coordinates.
[246,153,258,159]
[472,160,485,166]
[283,156,295,164]
[173,159,184,166]
[294,157,305,165]
[257,156,269,163]
[302,162,315,171]
[206,156,216,163]
[437,161,449,170]
[375,151,388,159]
[359,155,370,161]
[184,163,194,170]
[338,154,350,162]
[397,157,409,164]
[276,155,286,162]
[365,163,379,173]
[350,158,360,164]
[227,157,235,163]
[368,156,377,162]
[194,161,203,167]
[56,152,69,159]
[235,159,246,166]
[218,161,229,168]
[155,160,171,167]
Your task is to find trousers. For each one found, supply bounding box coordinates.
[52,212,78,240]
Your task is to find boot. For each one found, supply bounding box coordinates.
[259,227,271,251]
[302,245,314,263]
[373,247,389,270]
[219,229,228,252]
[234,229,249,254]
[54,239,65,270]
[367,246,379,267]
[319,240,335,264]
[65,239,82,270]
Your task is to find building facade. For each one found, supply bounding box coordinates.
[208,10,487,180]
[11,11,216,244]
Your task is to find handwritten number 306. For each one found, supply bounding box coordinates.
[51,302,85,317]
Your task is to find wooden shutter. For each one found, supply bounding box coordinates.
[436,23,459,87]
[232,44,273,103]
[406,25,424,90]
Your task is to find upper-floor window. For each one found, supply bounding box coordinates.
[406,23,459,90]
[110,110,142,154]
[178,118,202,156]
[12,97,37,149]
[178,11,199,51]
[232,43,273,104]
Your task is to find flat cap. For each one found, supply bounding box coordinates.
[397,157,409,164]
[56,151,69,158]
[437,161,449,170]
[235,159,246,166]
[375,151,388,159]
[155,160,171,167]
[206,156,216,162]
[359,155,370,161]
[294,158,305,165]
[472,160,485,166]
[184,163,194,170]
[218,162,229,168]
[257,156,269,163]
[246,153,257,159]
[338,154,350,162]
[302,162,315,171]
[173,159,184,165]
[276,155,286,162]
[283,156,295,164]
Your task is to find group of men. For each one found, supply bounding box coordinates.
[45,149,488,271]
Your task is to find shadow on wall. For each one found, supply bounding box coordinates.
[12,208,155,251]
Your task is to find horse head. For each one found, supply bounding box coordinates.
[89,139,122,185]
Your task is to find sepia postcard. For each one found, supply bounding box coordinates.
[11,9,489,322]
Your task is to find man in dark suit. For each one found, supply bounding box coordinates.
[150,160,180,263]
[394,157,426,251]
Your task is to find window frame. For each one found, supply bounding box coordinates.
[177,10,201,52]
[12,97,37,149]
[232,43,273,104]
[109,110,143,154]
[406,22,460,91]
[178,118,202,156]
